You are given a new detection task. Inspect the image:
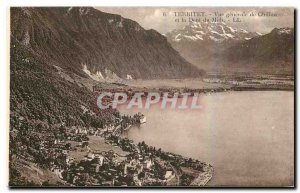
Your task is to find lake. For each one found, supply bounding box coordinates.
[119,91,294,186]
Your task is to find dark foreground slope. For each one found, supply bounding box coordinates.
[9,39,117,186]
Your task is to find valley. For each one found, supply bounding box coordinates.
[9,6,294,187]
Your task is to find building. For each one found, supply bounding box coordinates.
[164,171,175,180]
[90,163,101,173]
[143,159,152,169]
[94,154,105,166]
[87,152,95,160]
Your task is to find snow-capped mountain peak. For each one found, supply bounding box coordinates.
[166,22,261,43]
[272,27,293,35]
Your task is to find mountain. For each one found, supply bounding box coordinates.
[11,7,204,80]
[166,21,261,43]
[166,22,294,74]
[218,27,294,74]
[9,7,205,185]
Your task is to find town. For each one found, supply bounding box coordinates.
[10,106,213,186]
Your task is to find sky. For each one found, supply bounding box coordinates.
[96,7,294,34]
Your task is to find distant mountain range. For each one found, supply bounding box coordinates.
[10,7,294,79]
[166,22,261,43]
[11,7,204,80]
[166,22,294,74]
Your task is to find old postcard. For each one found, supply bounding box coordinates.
[9,7,294,187]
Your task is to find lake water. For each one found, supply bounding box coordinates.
[119,91,294,186]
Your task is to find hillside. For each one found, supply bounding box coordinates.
[11,7,204,80]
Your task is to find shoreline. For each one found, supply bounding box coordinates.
[111,86,293,186]
[116,91,293,187]
[117,75,294,92]
[117,125,214,186]
[191,164,214,186]
[196,86,293,95]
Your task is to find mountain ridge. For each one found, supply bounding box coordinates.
[166,21,294,74]
[166,21,261,43]
[11,7,205,80]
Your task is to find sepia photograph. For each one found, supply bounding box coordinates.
[8,6,294,188]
